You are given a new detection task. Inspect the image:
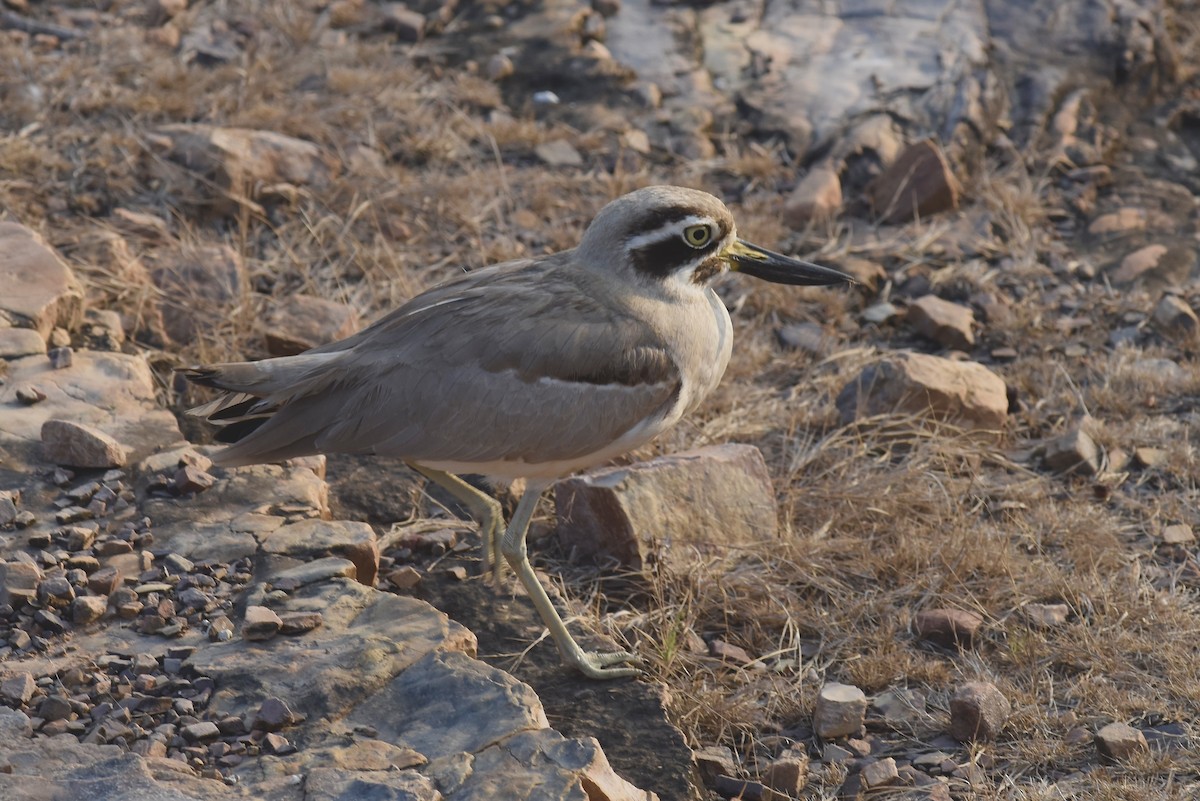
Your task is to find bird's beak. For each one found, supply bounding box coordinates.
[725,239,856,286]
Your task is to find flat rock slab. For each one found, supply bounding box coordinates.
[187,579,477,724]
[0,351,184,468]
[0,222,84,339]
[262,518,379,586]
[836,352,1008,430]
[556,443,778,571]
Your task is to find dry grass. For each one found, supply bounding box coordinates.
[3,2,1199,798]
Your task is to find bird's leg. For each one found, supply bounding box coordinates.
[501,482,640,679]
[410,465,505,585]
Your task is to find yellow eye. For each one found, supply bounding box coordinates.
[682,224,712,248]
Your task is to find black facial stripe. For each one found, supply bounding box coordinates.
[629,235,715,279]
[625,208,703,240]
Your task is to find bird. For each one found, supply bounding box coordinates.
[181,185,854,679]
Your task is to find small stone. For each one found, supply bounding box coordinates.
[72,595,108,625]
[837,353,1007,430]
[1112,244,1167,284]
[709,639,754,666]
[208,614,235,642]
[1087,207,1145,235]
[813,682,867,739]
[1152,295,1199,339]
[822,743,853,763]
[907,295,976,350]
[1133,447,1168,468]
[0,561,41,607]
[87,565,122,595]
[242,605,282,641]
[869,138,960,223]
[0,328,46,359]
[15,385,47,405]
[1161,524,1195,544]
[278,611,323,634]
[65,526,95,551]
[784,165,843,226]
[861,757,899,788]
[163,553,195,574]
[1023,602,1069,628]
[949,682,1010,742]
[693,745,737,788]
[861,302,900,325]
[1043,427,1101,476]
[713,776,768,801]
[173,465,215,494]
[386,565,422,590]
[486,53,514,81]
[264,732,296,755]
[914,608,984,649]
[763,753,808,795]
[776,322,834,356]
[47,346,73,369]
[37,576,75,607]
[38,695,73,722]
[0,673,35,704]
[381,3,424,42]
[254,697,302,732]
[1095,722,1148,763]
[535,140,584,168]
[182,721,220,742]
[262,294,360,357]
[40,420,127,468]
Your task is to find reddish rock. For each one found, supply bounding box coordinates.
[914,608,984,649]
[949,682,1010,742]
[0,223,85,339]
[869,138,961,223]
[785,164,843,226]
[906,295,976,350]
[263,294,360,357]
[242,605,283,641]
[41,420,128,468]
[837,353,1007,430]
[814,682,867,739]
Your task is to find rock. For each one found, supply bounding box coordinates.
[486,53,514,81]
[1087,207,1145,235]
[784,164,843,226]
[535,139,585,167]
[262,519,379,585]
[0,560,42,606]
[869,139,961,223]
[1023,602,1069,628]
[1152,294,1199,339]
[556,444,778,572]
[328,739,427,771]
[271,556,358,588]
[0,223,85,339]
[304,768,437,801]
[914,608,983,649]
[1133,447,1167,468]
[263,294,360,356]
[0,672,35,704]
[861,757,899,788]
[862,302,900,325]
[777,322,834,356]
[813,682,867,739]
[1111,244,1168,284]
[836,353,1008,429]
[386,565,423,590]
[87,565,122,595]
[40,420,128,468]
[278,610,323,634]
[241,605,283,641]
[149,243,246,344]
[182,721,220,742]
[949,682,1010,742]
[152,124,339,201]
[253,697,302,731]
[1043,427,1101,475]
[381,3,424,41]
[906,296,976,350]
[1161,524,1195,544]
[763,751,809,795]
[1,350,183,467]
[713,776,768,800]
[709,639,753,666]
[871,688,927,728]
[47,346,72,369]
[72,594,108,625]
[0,327,46,359]
[1095,722,1147,762]
[38,695,73,722]
[693,745,738,788]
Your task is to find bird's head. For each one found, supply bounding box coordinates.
[577,185,855,291]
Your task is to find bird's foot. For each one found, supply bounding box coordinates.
[568,648,641,680]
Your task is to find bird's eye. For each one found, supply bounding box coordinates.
[682,224,713,249]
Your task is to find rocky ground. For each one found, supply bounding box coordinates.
[2,0,1200,799]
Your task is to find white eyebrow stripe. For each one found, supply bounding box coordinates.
[624,214,716,251]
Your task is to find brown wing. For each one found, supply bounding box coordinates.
[207,256,681,467]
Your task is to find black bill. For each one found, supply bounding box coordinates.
[725,239,856,286]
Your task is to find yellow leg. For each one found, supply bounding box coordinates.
[410,465,505,585]
[501,481,639,679]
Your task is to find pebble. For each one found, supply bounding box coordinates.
[241,605,283,641]
[254,697,302,732]
[907,295,976,350]
[813,682,867,739]
[914,608,983,649]
[949,682,1010,742]
[72,595,107,625]
[48,346,73,369]
[861,757,899,788]
[1043,427,1101,475]
[182,721,220,742]
[1095,722,1147,762]
[40,420,128,468]
[693,745,737,787]
[762,751,808,796]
